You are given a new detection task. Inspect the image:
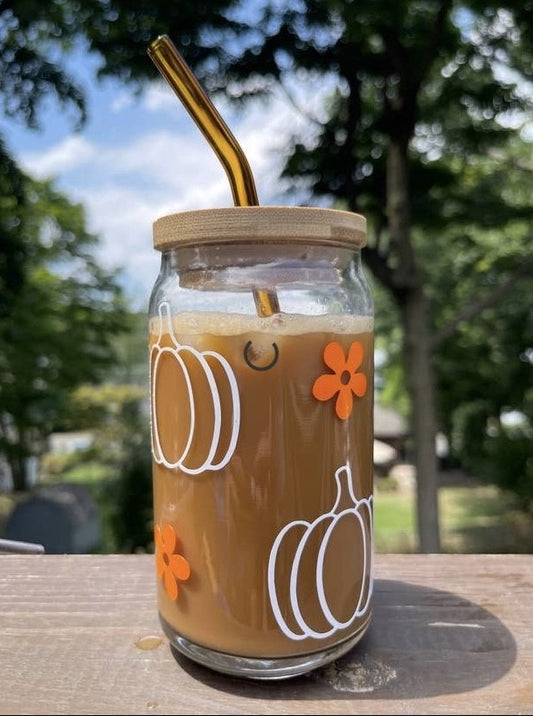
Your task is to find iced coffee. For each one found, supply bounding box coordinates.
[149,206,373,679]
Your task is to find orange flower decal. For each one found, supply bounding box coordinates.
[312,341,367,419]
[154,523,191,601]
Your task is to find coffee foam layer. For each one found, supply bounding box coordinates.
[150,311,374,336]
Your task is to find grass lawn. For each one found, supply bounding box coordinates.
[373,487,417,553]
[374,472,533,553]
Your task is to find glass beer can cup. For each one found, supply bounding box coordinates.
[148,206,374,680]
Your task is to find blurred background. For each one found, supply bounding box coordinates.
[0,1,531,555]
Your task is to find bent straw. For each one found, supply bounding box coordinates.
[147,34,279,317]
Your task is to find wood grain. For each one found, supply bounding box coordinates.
[0,554,531,715]
[152,206,367,249]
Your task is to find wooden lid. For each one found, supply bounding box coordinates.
[153,206,366,250]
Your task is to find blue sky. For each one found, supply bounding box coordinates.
[3,42,324,311]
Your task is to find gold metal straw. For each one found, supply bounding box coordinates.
[147,34,279,317]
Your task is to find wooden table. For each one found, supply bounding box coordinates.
[0,554,531,715]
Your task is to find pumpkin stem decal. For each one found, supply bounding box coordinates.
[267,463,373,640]
[150,302,241,474]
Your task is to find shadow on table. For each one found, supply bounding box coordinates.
[170,578,516,700]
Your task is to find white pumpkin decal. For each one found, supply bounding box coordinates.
[150,302,240,474]
[267,463,373,640]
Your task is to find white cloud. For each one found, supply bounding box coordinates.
[69,182,163,308]
[521,122,533,141]
[54,129,248,308]
[103,128,230,198]
[110,91,135,114]
[20,135,95,177]
[14,80,322,310]
[143,83,179,112]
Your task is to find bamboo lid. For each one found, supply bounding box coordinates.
[153,206,366,250]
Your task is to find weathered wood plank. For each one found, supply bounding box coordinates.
[0,554,531,715]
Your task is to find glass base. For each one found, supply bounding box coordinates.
[160,613,372,681]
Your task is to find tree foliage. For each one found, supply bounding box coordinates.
[0,174,127,490]
[377,145,533,508]
[116,0,530,544]
[1,0,532,543]
[65,382,153,553]
[0,141,27,319]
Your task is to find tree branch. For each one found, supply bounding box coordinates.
[363,245,395,291]
[411,0,454,97]
[431,260,533,350]
[275,80,323,129]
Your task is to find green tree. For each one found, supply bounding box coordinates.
[63,382,152,552]
[0,144,27,320]
[108,311,150,387]
[0,177,127,491]
[0,1,130,491]
[2,0,533,551]
[428,145,533,508]
[84,0,532,551]
[108,429,153,553]
[377,144,533,508]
